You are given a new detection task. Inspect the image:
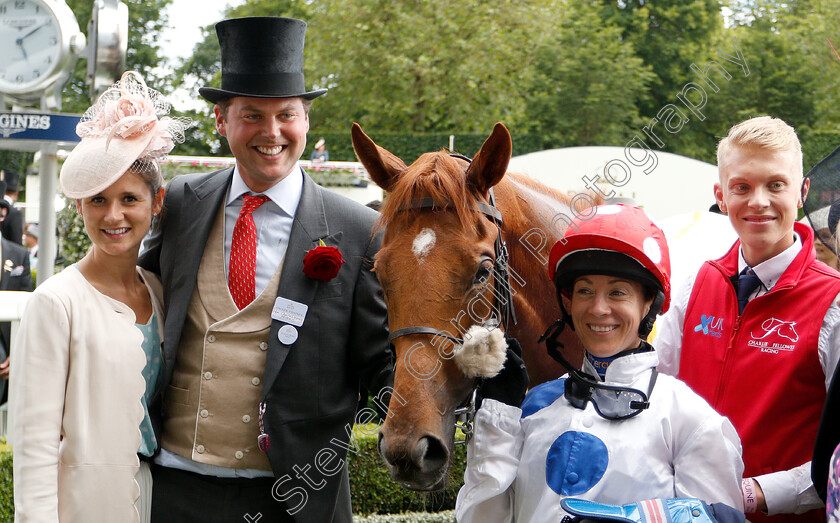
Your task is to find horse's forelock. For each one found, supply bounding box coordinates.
[377,152,482,234]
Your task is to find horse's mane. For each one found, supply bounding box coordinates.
[377,151,481,233]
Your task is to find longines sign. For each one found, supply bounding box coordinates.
[0,111,81,151]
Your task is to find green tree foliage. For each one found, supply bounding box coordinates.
[591,0,730,160]
[172,0,840,165]
[305,0,558,134]
[598,0,723,116]
[57,197,90,266]
[525,1,655,148]
[62,0,173,113]
[178,0,562,136]
[754,0,840,133]
[697,0,840,165]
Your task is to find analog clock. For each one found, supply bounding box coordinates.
[0,0,83,99]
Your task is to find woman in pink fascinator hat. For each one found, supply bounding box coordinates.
[11,71,190,523]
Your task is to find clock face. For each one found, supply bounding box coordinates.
[0,0,62,93]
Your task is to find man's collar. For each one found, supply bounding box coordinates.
[226,164,303,217]
[738,233,801,291]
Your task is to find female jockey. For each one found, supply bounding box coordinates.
[456,204,744,522]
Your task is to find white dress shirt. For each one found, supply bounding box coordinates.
[224,164,303,296]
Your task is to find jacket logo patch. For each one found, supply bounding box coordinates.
[748,317,798,353]
[694,314,723,337]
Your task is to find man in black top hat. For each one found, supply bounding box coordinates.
[140,17,392,523]
[0,170,24,245]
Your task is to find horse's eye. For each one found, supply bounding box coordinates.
[473,259,493,286]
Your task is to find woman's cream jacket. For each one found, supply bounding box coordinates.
[11,266,164,522]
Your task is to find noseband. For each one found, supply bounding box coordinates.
[385,154,517,438]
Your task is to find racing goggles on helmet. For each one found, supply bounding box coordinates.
[539,319,658,421]
[564,367,658,421]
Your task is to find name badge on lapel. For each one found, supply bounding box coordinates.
[271,297,308,327]
[278,325,298,345]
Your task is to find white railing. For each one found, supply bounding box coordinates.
[0,291,32,445]
[56,151,370,175]
[162,155,368,174]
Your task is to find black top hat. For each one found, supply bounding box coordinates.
[1,170,20,192]
[199,17,327,103]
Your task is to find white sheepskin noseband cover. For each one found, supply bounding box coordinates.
[453,325,508,378]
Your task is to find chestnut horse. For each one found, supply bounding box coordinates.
[352,122,589,491]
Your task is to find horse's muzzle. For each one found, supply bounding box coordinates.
[378,431,450,491]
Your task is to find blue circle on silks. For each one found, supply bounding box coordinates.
[546,431,609,496]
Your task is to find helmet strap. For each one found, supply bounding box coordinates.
[555,285,575,331]
[539,319,577,372]
[639,290,665,337]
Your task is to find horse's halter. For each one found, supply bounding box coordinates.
[385,154,518,438]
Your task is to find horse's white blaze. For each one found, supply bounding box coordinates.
[412,228,436,261]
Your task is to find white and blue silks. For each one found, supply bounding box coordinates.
[456,350,744,523]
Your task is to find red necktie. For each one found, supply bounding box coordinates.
[229,194,270,309]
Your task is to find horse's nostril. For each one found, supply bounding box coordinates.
[414,435,448,474]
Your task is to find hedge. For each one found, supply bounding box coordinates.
[0,446,11,521]
[0,427,466,520]
[303,128,840,170]
[802,130,840,174]
[354,511,455,522]
[304,130,545,163]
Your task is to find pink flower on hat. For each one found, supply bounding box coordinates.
[115,96,154,121]
[112,98,157,137]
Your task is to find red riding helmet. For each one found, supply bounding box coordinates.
[548,204,671,335]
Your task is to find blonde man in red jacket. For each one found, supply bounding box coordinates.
[655,116,840,523]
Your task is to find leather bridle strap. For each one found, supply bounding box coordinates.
[388,326,463,345]
[400,197,503,225]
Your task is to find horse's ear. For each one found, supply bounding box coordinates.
[466,122,511,195]
[351,123,407,192]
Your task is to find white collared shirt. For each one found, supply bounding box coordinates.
[737,233,802,300]
[224,164,303,296]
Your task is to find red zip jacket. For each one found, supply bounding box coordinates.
[680,223,840,523]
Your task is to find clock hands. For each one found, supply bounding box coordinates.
[15,39,28,61]
[19,22,46,42]
[15,22,49,62]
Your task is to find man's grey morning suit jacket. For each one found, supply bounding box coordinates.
[139,167,393,522]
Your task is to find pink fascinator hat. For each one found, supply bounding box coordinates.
[60,71,191,199]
